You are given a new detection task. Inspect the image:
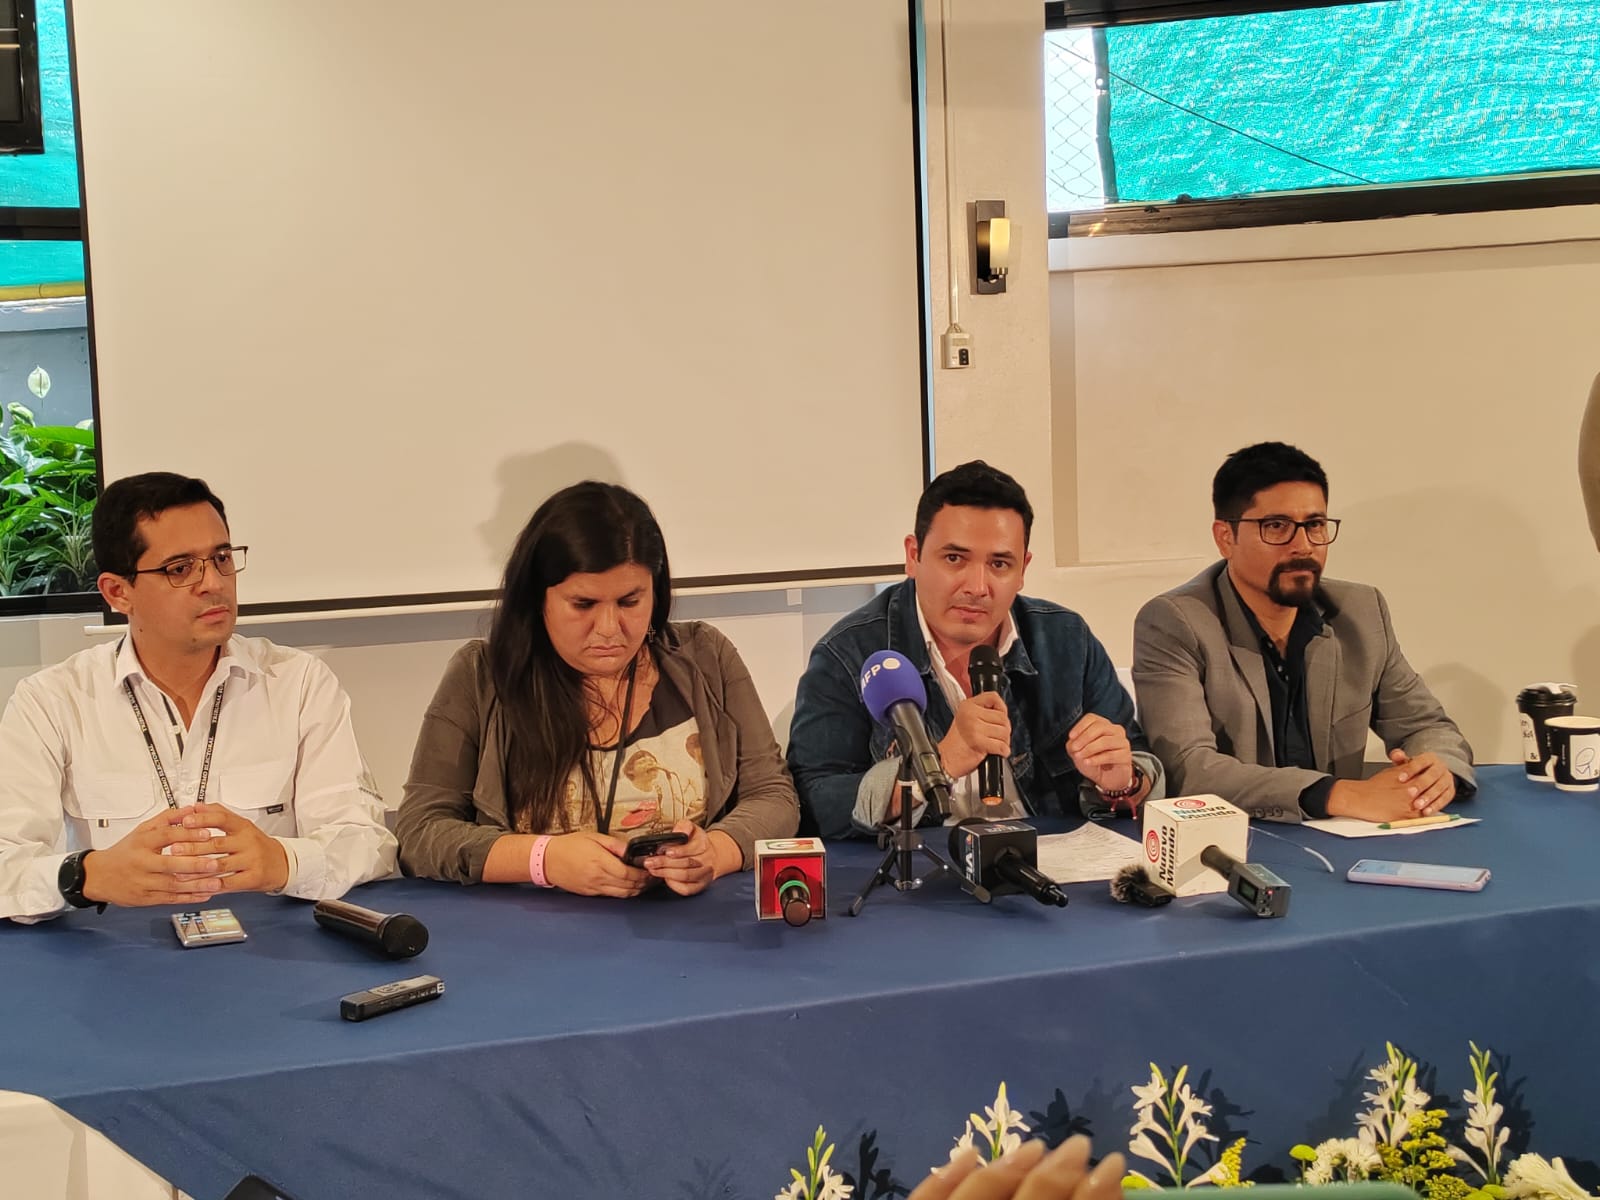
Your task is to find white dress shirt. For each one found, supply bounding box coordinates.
[0,634,397,921]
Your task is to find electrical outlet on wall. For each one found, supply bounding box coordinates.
[942,328,972,369]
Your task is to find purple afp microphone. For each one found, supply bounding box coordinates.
[967,643,1005,807]
[859,649,953,816]
[314,898,429,959]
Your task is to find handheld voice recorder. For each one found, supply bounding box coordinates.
[339,974,445,1021]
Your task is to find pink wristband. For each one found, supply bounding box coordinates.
[528,835,555,888]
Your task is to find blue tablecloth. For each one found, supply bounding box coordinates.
[3,765,1597,1199]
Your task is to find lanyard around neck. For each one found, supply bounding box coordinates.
[124,676,227,811]
[593,658,640,836]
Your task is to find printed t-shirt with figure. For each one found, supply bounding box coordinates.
[557,675,706,842]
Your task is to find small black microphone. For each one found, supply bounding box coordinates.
[314,898,429,959]
[967,644,1005,808]
[1109,863,1173,907]
[948,819,1068,907]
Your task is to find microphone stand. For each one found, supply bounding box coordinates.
[848,757,990,916]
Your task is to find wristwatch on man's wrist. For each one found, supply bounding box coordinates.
[58,850,106,913]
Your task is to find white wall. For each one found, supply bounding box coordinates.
[0,0,1058,803]
[8,1,1580,783]
[1049,206,1600,763]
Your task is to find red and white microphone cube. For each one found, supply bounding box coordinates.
[755,837,827,926]
[1140,794,1247,897]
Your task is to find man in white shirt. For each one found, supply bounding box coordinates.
[0,472,397,921]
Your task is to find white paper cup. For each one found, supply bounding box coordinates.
[1546,715,1600,792]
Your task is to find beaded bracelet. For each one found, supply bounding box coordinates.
[1096,761,1145,801]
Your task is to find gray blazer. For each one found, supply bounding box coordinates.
[1132,562,1473,821]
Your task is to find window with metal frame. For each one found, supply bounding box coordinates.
[0,0,94,615]
[1045,0,1600,235]
[0,0,44,154]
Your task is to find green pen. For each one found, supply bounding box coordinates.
[1377,813,1464,830]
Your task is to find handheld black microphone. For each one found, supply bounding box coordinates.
[967,644,1005,807]
[859,650,953,816]
[313,898,430,958]
[948,819,1068,907]
[775,866,815,927]
[1199,845,1291,918]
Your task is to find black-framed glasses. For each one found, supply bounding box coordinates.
[128,546,249,587]
[1232,518,1340,546]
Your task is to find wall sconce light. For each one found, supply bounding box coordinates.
[972,200,1010,295]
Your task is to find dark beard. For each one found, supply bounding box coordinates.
[1267,558,1321,606]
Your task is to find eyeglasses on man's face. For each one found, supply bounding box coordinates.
[128,546,249,587]
[1232,518,1340,546]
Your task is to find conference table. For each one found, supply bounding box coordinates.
[3,765,1597,1200]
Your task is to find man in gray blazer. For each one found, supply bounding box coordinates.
[1132,442,1473,823]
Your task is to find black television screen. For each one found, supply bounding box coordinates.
[0,0,43,153]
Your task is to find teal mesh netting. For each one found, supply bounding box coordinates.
[1047,0,1600,209]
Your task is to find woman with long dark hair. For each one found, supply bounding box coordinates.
[395,482,798,895]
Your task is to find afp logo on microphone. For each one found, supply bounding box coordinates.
[859,654,905,692]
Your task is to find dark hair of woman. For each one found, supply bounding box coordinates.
[486,481,673,835]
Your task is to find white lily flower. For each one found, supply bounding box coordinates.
[1304,1137,1378,1185]
[1178,1123,1219,1166]
[1345,1140,1382,1175]
[816,1167,854,1200]
[1129,1131,1177,1175]
[1355,1110,1390,1144]
[1188,1157,1232,1187]
[949,1129,978,1163]
[1132,1065,1169,1109]
[985,1082,1028,1134]
[1176,1084,1214,1123]
[1503,1155,1595,1200]
[1130,1107,1167,1139]
[1454,1044,1509,1185]
[948,1084,1032,1166]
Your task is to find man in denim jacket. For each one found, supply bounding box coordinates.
[788,461,1163,839]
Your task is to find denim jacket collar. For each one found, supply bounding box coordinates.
[887,581,1040,681]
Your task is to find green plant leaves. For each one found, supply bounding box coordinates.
[0,401,97,594]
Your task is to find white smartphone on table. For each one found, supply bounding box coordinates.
[1346,859,1490,892]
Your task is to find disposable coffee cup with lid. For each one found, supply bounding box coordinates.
[1517,683,1578,781]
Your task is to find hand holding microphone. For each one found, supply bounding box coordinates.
[966,644,1007,807]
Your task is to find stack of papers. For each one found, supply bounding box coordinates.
[1035,823,1226,895]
